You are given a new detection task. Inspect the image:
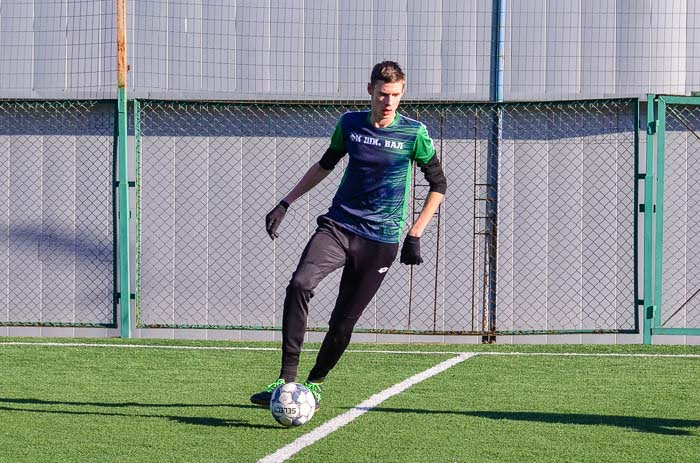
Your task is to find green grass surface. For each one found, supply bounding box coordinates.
[294,355,700,462]
[0,339,698,462]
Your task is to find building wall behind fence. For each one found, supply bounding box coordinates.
[1,1,700,101]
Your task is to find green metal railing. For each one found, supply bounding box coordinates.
[645,94,700,341]
[133,98,640,337]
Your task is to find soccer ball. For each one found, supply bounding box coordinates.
[269,382,316,427]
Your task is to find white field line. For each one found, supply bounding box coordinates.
[477,351,700,359]
[258,352,477,463]
[0,342,280,351]
[0,342,699,358]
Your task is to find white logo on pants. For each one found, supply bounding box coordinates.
[378,267,389,273]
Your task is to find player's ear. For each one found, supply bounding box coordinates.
[367,82,373,96]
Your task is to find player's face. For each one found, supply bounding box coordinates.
[368,80,405,127]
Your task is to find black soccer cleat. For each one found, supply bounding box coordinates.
[250,378,286,406]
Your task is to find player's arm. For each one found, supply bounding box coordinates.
[264,160,331,240]
[400,157,447,263]
[408,191,445,238]
[265,149,346,240]
[400,125,447,264]
[281,160,334,205]
[266,116,347,240]
[407,154,447,238]
[281,146,345,205]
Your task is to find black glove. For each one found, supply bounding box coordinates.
[400,235,423,265]
[265,201,289,239]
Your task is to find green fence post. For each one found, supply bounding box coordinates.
[118,89,132,339]
[134,99,141,330]
[643,95,656,345]
[652,97,667,338]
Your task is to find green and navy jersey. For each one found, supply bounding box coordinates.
[324,110,436,243]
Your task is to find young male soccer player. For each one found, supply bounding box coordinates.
[250,61,447,409]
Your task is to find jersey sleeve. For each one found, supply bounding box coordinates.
[328,115,347,153]
[413,123,436,164]
[418,155,447,194]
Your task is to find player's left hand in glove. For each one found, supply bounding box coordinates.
[400,235,423,265]
[265,201,289,239]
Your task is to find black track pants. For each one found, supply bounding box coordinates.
[280,216,398,383]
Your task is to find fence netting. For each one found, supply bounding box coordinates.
[657,103,700,330]
[135,99,638,335]
[0,100,115,327]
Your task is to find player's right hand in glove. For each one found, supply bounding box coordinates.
[400,235,423,265]
[265,200,289,239]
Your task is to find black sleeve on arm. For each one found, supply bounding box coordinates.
[418,155,447,194]
[319,148,346,171]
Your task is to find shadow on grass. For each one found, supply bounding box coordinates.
[360,407,700,436]
[0,397,257,409]
[0,398,277,429]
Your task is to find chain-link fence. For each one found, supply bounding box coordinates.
[654,100,700,332]
[0,100,116,327]
[498,101,639,334]
[134,98,639,335]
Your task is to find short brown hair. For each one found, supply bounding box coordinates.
[370,61,405,86]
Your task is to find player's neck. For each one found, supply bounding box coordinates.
[371,111,396,128]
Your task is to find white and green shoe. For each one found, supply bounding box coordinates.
[304,381,323,411]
